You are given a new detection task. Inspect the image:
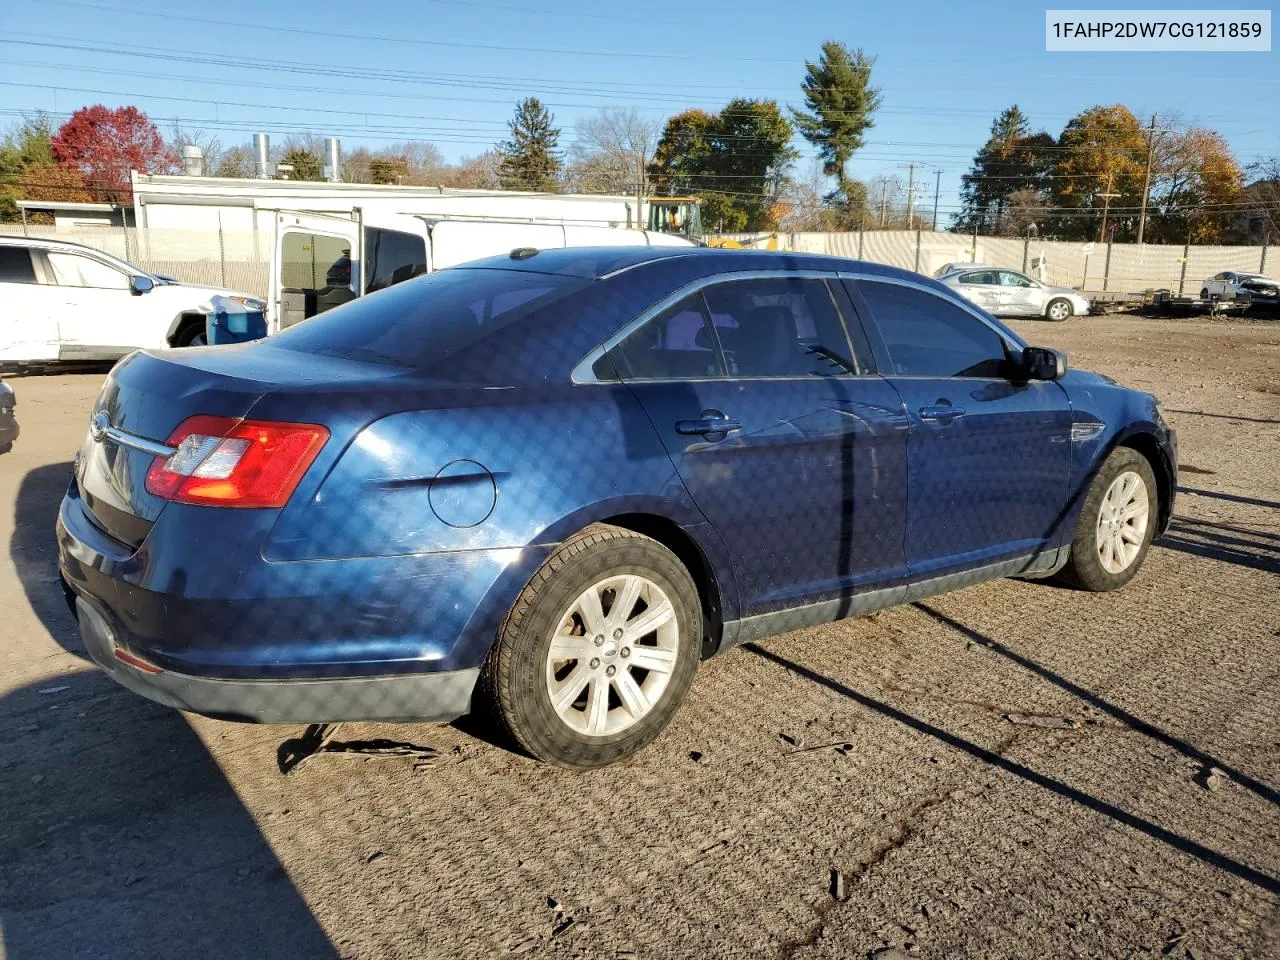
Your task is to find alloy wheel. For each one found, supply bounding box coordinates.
[1095,470,1150,574]
[544,574,679,736]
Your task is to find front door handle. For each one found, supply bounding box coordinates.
[919,404,965,423]
[675,411,742,437]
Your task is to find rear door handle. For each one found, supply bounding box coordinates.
[675,413,742,436]
[919,405,965,423]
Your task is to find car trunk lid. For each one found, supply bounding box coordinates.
[75,345,408,549]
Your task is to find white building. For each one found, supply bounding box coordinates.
[131,173,648,236]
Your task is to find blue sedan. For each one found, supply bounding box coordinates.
[57,247,1176,768]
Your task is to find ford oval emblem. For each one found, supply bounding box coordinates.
[89,411,110,443]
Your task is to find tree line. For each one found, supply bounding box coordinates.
[2,42,1276,244]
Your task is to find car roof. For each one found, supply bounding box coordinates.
[451,245,928,284]
[0,234,119,255]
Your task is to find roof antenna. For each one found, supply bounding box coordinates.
[510,247,539,260]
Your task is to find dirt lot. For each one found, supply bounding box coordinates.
[1,315,1277,960]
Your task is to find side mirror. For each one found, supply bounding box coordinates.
[130,275,154,296]
[1022,346,1067,381]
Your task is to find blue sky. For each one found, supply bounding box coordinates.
[1,0,1275,217]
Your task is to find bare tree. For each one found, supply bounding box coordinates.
[445,150,503,189]
[775,160,838,231]
[1243,156,1280,242]
[385,141,447,185]
[168,122,222,175]
[566,107,659,196]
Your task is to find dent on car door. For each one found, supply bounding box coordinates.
[847,278,1073,585]
[0,246,58,363]
[607,275,910,621]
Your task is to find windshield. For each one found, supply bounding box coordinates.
[268,267,591,369]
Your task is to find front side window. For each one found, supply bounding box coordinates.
[701,277,856,377]
[0,247,36,284]
[859,281,1011,379]
[609,295,720,381]
[999,271,1033,288]
[46,252,129,290]
[364,228,427,294]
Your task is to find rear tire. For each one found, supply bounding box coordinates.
[1200,288,1210,299]
[1055,447,1158,592]
[1046,298,1072,321]
[480,524,701,769]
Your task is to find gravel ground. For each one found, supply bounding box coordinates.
[0,314,1277,960]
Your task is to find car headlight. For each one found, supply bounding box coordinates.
[227,296,266,312]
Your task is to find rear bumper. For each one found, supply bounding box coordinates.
[76,597,479,723]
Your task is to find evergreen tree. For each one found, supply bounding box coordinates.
[790,42,881,225]
[955,106,1055,234]
[499,98,562,191]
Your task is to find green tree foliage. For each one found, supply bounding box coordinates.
[649,100,796,233]
[0,114,57,219]
[955,106,1056,235]
[279,147,323,182]
[790,42,881,225]
[499,98,562,191]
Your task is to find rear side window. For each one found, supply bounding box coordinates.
[0,246,36,283]
[702,277,856,377]
[609,295,720,381]
[270,267,589,368]
[858,281,1010,378]
[364,227,427,294]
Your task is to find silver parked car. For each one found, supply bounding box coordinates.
[940,267,1090,321]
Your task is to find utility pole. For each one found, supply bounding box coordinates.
[932,169,941,231]
[905,162,916,230]
[1136,113,1157,245]
[1097,169,1121,244]
[878,177,889,228]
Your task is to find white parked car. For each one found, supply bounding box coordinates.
[0,236,264,367]
[939,267,1091,321]
[1200,271,1280,304]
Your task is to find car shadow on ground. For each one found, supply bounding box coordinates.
[10,461,83,660]
[743,618,1280,898]
[1177,485,1280,511]
[5,464,336,958]
[0,672,336,959]
[1158,517,1280,575]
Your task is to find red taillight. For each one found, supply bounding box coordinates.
[145,415,328,508]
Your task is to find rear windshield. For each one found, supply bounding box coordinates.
[269,267,590,368]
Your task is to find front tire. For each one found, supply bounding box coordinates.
[1056,448,1158,592]
[1046,298,1072,321]
[480,524,701,769]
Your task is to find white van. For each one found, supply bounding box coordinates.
[268,210,695,334]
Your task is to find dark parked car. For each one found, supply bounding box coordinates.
[0,378,17,453]
[58,248,1176,768]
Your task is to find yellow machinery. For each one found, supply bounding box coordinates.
[646,197,779,249]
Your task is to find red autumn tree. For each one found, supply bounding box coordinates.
[51,105,179,202]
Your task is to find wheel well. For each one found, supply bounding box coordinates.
[168,313,204,347]
[602,513,724,658]
[1118,433,1173,530]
